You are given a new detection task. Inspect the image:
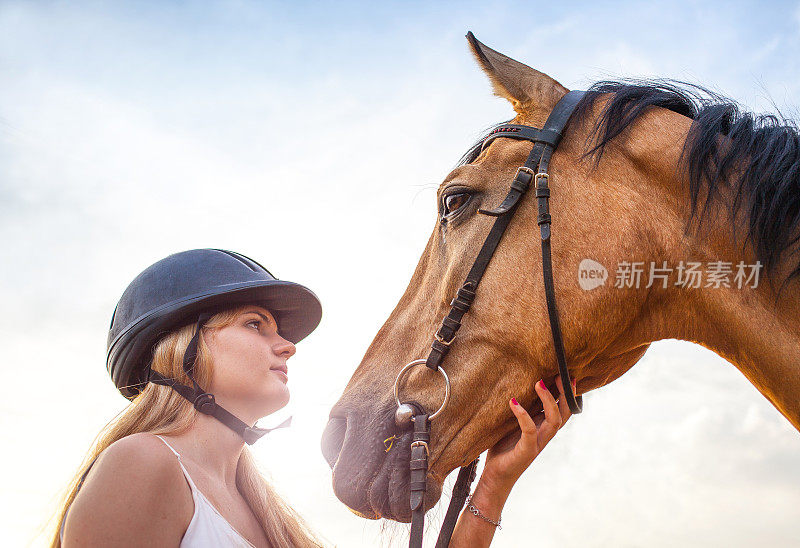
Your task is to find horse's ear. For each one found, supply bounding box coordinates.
[466,31,568,115]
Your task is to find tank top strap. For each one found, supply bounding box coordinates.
[154,434,183,459]
[154,434,205,495]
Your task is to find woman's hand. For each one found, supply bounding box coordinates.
[448,377,575,547]
[482,376,575,491]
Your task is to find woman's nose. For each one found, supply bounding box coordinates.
[273,336,296,358]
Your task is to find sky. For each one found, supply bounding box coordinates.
[2,1,800,546]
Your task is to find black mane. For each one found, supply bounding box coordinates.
[460,80,800,292]
[570,80,800,291]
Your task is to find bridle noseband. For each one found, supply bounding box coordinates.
[393,90,586,548]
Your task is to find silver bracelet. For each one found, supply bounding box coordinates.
[465,494,502,529]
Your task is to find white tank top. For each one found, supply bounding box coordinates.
[154,435,256,548]
[60,436,257,547]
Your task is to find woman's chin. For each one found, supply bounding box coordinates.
[255,382,290,417]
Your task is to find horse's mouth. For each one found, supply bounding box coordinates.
[321,411,445,522]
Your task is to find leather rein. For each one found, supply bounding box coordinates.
[393,90,586,548]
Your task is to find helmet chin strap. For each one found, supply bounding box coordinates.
[148,313,291,445]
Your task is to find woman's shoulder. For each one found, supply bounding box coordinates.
[103,432,179,465]
[62,433,193,545]
[90,433,187,489]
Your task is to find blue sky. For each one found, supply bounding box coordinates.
[2,1,800,546]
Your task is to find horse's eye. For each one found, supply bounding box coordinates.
[443,192,470,216]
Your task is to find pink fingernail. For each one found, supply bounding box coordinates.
[538,380,546,390]
[511,397,518,406]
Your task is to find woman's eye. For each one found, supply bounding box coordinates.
[247,320,261,331]
[443,192,470,216]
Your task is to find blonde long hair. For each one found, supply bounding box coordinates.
[52,306,323,547]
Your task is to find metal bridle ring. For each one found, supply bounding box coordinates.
[393,359,450,421]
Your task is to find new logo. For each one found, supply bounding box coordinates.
[578,258,608,290]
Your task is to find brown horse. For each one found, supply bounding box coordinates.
[321,32,800,523]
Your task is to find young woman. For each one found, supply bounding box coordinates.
[54,248,573,547]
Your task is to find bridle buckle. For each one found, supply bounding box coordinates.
[516,165,536,178]
[410,440,429,456]
[434,332,453,346]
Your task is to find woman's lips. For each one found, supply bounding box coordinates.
[271,369,288,383]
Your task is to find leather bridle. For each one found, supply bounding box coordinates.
[393,90,586,547]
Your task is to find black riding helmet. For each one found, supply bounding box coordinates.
[107,248,322,443]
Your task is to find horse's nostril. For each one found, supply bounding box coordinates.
[321,417,347,469]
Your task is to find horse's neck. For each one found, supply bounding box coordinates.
[673,270,800,430]
[638,113,800,431]
[627,220,800,430]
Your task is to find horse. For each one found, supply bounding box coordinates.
[321,32,800,525]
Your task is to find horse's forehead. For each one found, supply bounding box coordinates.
[470,138,535,173]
